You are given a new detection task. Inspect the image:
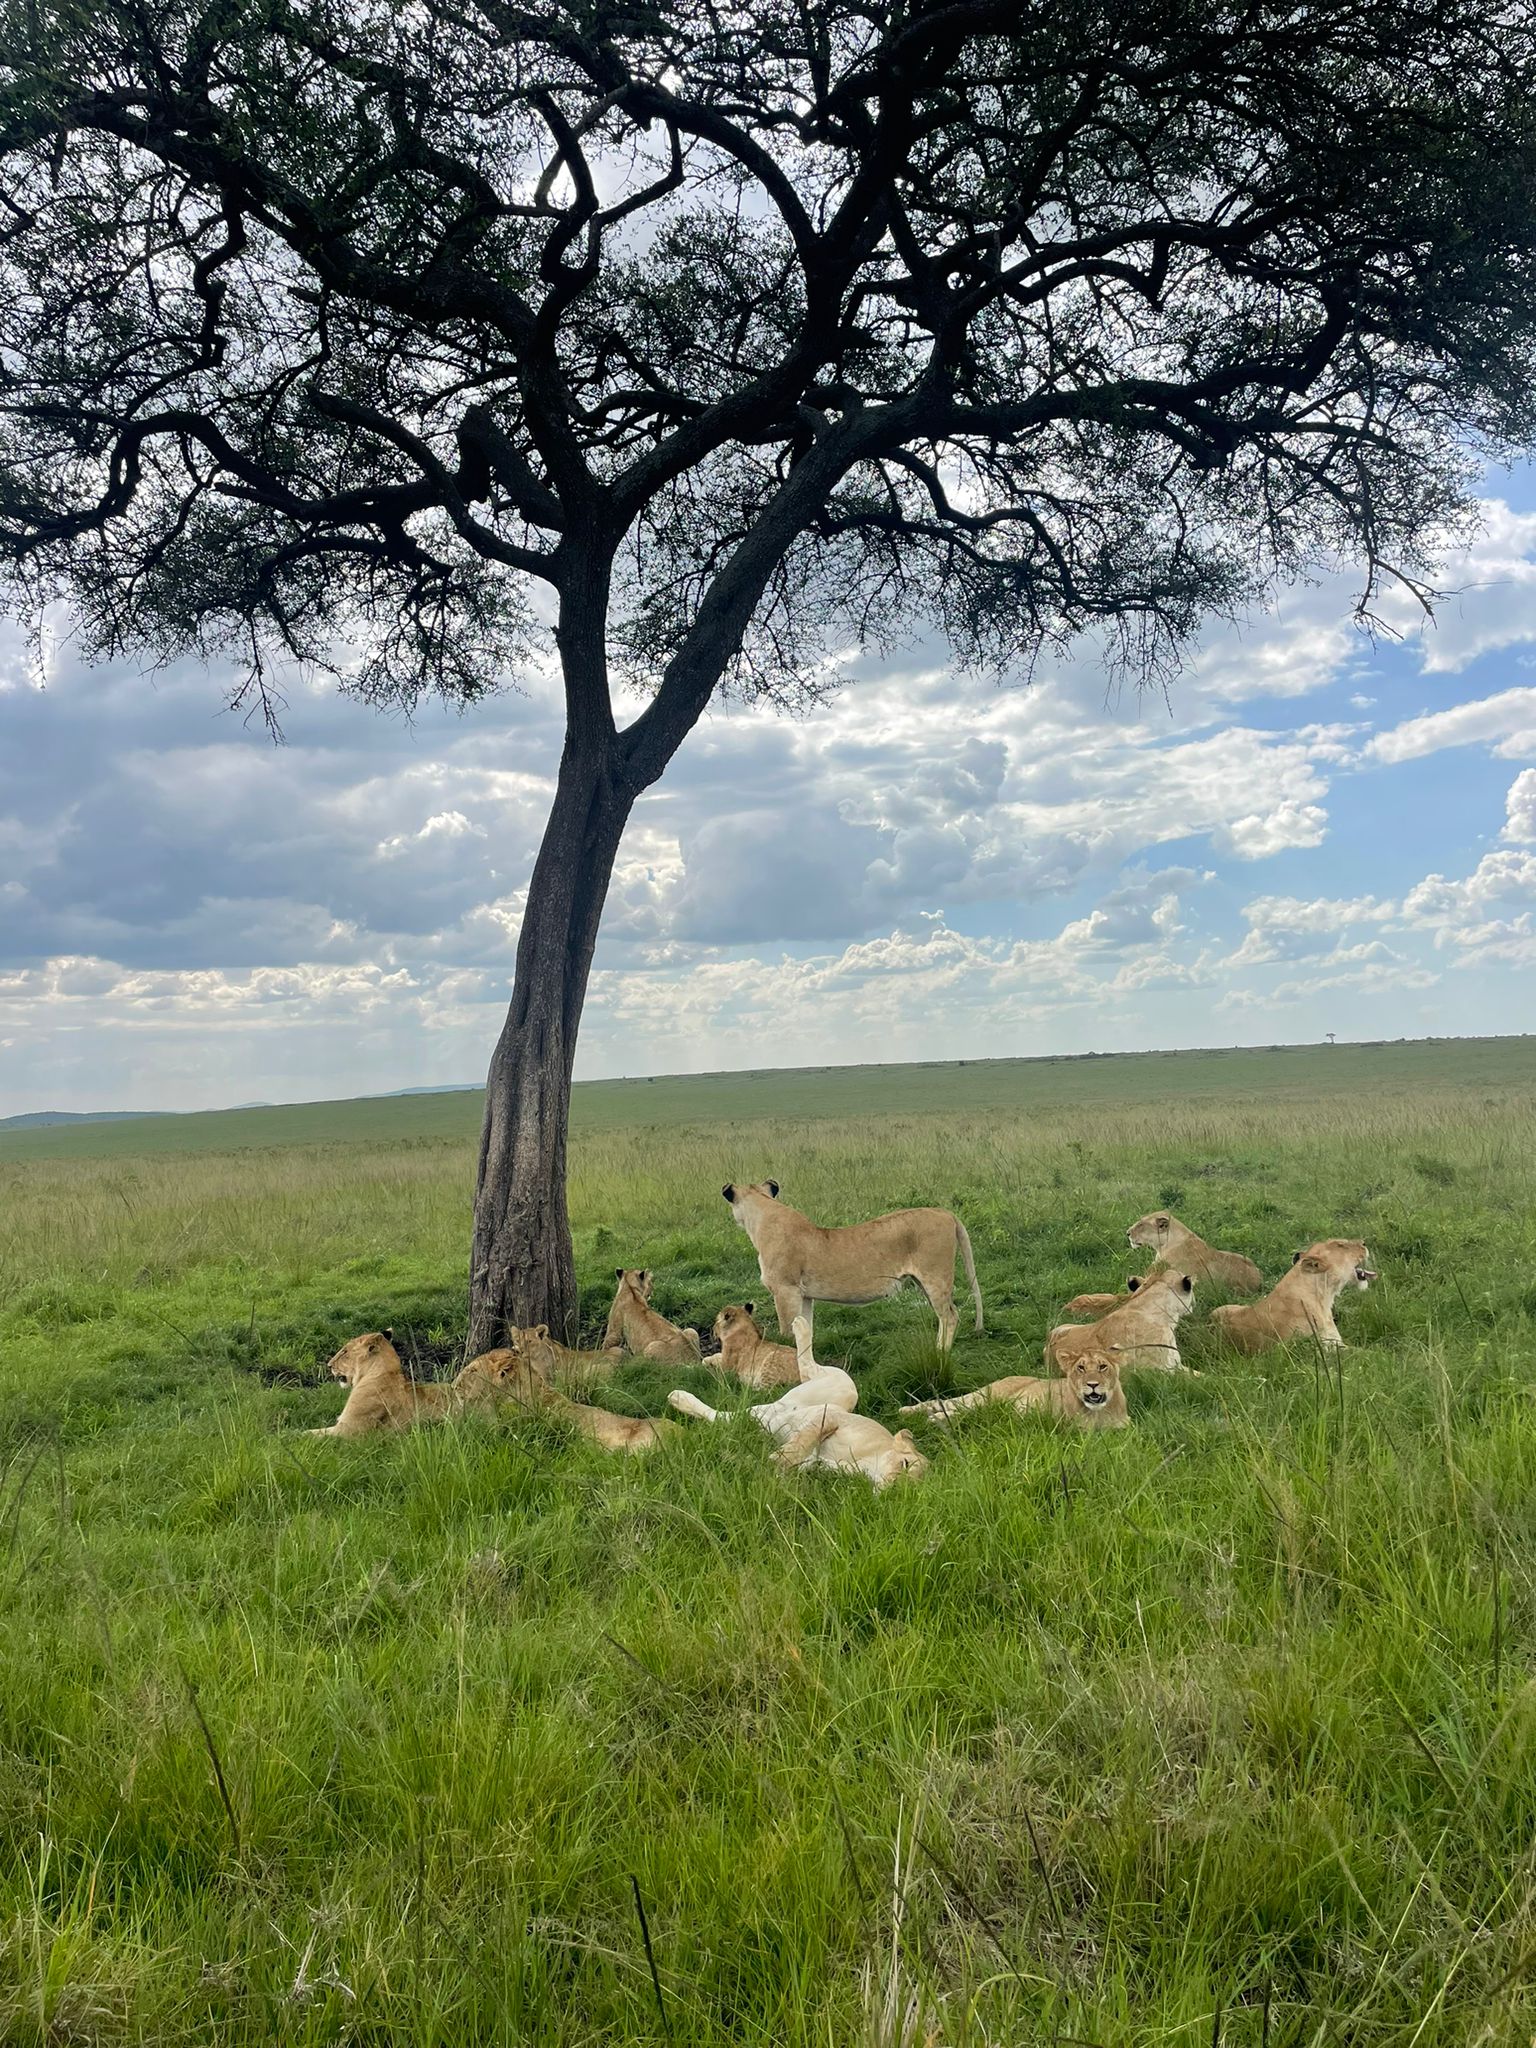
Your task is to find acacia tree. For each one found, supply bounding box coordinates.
[3,1,1535,1346]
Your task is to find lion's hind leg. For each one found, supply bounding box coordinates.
[774,1412,839,1472]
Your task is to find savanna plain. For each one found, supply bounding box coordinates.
[2,1038,1535,2047]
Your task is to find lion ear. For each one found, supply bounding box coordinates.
[534,1323,549,1340]
[1300,1256,1326,1274]
[615,1266,626,1280]
[1292,1249,1303,1264]
[722,1183,735,1202]
[766,1179,780,1198]
[1126,1275,1141,1293]
[1179,1275,1193,1294]
[744,1301,754,1316]
[383,1327,395,1342]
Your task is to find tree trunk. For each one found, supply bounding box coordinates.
[468,729,633,1353]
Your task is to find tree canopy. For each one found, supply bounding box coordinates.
[5,0,1534,753]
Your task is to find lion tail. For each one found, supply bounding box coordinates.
[955,1217,984,1333]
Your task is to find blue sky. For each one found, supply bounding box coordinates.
[3,473,1536,1114]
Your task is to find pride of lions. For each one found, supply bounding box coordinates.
[309,1183,1377,1491]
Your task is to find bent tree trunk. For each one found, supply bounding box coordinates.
[468,734,634,1353]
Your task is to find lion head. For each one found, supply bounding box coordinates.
[1064,1350,1122,1414]
[879,1428,929,1487]
[614,1268,654,1301]
[324,1330,399,1382]
[1291,1239,1377,1290]
[1127,1211,1176,1250]
[713,1302,762,1342]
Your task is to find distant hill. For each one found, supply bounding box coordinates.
[0,1109,167,1131]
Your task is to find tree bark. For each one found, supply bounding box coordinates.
[468,727,633,1352]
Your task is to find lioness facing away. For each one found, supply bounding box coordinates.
[602,1269,702,1365]
[711,1303,802,1388]
[1126,1212,1263,1295]
[1211,1240,1376,1353]
[472,1341,677,1452]
[1046,1273,1197,1373]
[722,1180,982,1350]
[309,1330,498,1438]
[901,1351,1128,1430]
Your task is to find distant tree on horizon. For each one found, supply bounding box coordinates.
[4,0,1536,1344]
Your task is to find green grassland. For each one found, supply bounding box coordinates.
[2,1038,1536,2044]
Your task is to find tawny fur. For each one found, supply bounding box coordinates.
[773,1408,930,1490]
[1060,1274,1159,1320]
[671,1316,924,1490]
[901,1351,1129,1430]
[667,1316,857,1435]
[308,1331,500,1438]
[721,1179,982,1350]
[601,1268,702,1365]
[1210,1239,1376,1354]
[1126,1212,1263,1295]
[472,1341,677,1452]
[506,1322,614,1391]
[710,1302,802,1388]
[1046,1273,1197,1373]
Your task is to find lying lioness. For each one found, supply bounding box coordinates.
[722,1179,982,1349]
[711,1303,802,1388]
[473,1342,677,1453]
[506,1322,613,1390]
[1046,1273,1196,1373]
[774,1407,930,1490]
[668,1316,857,1435]
[1061,1275,1154,1319]
[309,1330,499,1437]
[1126,1212,1263,1295]
[1211,1240,1376,1353]
[602,1269,702,1365]
[902,1350,1128,1430]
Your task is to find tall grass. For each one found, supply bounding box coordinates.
[2,1047,1535,2042]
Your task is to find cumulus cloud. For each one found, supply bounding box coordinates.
[1503,768,1536,844]
[1229,892,1397,965]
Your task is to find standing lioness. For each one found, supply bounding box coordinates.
[722,1180,982,1350]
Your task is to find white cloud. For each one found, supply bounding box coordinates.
[1367,684,1536,765]
[1503,768,1536,844]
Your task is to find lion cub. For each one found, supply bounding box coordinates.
[1047,1272,1197,1373]
[1126,1212,1262,1295]
[711,1303,802,1388]
[309,1330,495,1438]
[1211,1240,1376,1353]
[473,1341,677,1453]
[901,1351,1128,1430]
[602,1269,702,1365]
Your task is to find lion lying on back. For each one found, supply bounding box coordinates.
[1211,1240,1376,1353]
[901,1351,1127,1430]
[669,1317,927,1488]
